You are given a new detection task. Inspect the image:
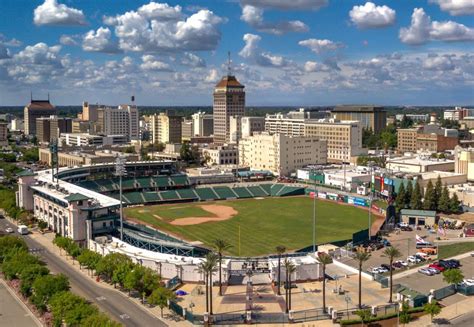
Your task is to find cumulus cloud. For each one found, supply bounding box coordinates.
[239,33,292,67]
[33,0,87,26]
[400,8,474,45]
[429,0,474,16]
[104,4,224,53]
[298,38,345,54]
[422,55,455,71]
[82,27,121,53]
[204,68,219,82]
[140,55,173,71]
[349,2,396,29]
[240,0,328,10]
[303,61,331,72]
[241,5,308,35]
[59,35,78,46]
[181,52,206,67]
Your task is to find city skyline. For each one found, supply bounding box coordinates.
[0,0,473,106]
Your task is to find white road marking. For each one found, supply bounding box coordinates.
[120,314,130,320]
[96,296,106,301]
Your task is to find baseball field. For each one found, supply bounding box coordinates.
[124,197,372,257]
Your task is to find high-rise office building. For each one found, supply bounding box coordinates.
[82,101,102,122]
[181,118,193,141]
[150,111,182,144]
[36,116,73,143]
[331,105,386,134]
[24,98,57,135]
[213,74,245,143]
[192,111,214,137]
[0,122,8,146]
[97,105,139,141]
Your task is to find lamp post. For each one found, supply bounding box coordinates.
[115,155,127,241]
[311,165,320,254]
[367,162,375,240]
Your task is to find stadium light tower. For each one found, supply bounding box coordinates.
[367,161,375,240]
[311,165,321,254]
[115,155,127,241]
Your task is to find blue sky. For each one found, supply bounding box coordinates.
[0,0,473,106]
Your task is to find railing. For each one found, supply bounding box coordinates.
[292,308,330,322]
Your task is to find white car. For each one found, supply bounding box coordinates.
[399,222,409,228]
[5,227,13,233]
[418,268,435,276]
[408,256,422,264]
[426,267,440,275]
[394,260,409,268]
[367,267,387,274]
[416,252,428,258]
[463,279,474,286]
[470,252,474,257]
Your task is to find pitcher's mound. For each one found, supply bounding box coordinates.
[170,204,237,226]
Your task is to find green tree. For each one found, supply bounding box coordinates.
[275,245,286,296]
[148,287,176,317]
[380,125,397,150]
[49,291,98,327]
[442,268,464,289]
[438,185,451,213]
[434,176,443,210]
[124,265,146,296]
[354,249,371,309]
[399,115,414,128]
[316,252,333,313]
[0,235,27,262]
[96,253,132,283]
[399,301,411,325]
[382,247,402,303]
[37,220,48,231]
[395,183,406,212]
[355,308,372,326]
[112,261,134,289]
[423,180,436,210]
[284,258,297,313]
[410,180,423,210]
[450,193,461,213]
[405,181,413,209]
[2,249,41,280]
[423,301,441,323]
[212,239,232,296]
[81,313,122,327]
[19,264,49,297]
[77,250,102,275]
[196,252,218,314]
[31,274,70,313]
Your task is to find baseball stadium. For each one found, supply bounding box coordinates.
[40,160,378,257]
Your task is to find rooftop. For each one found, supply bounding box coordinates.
[26,100,55,110]
[400,209,437,217]
[215,75,244,88]
[332,105,385,113]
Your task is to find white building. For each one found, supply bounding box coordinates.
[191,111,214,137]
[101,105,139,141]
[202,144,239,165]
[241,116,265,139]
[60,133,128,147]
[395,114,429,122]
[10,118,24,132]
[387,156,455,173]
[323,168,372,191]
[239,132,327,176]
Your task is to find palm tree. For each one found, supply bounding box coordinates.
[283,258,296,313]
[354,248,371,309]
[212,239,232,296]
[197,252,218,314]
[316,252,333,313]
[275,245,286,296]
[382,246,402,303]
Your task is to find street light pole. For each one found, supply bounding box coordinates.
[368,163,375,240]
[312,166,317,253]
[115,156,127,241]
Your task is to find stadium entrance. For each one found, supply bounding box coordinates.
[228,259,271,285]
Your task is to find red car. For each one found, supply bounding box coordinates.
[428,263,445,272]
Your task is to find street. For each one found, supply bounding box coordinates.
[0,218,167,327]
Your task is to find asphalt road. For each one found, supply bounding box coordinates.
[0,219,167,327]
[449,310,474,326]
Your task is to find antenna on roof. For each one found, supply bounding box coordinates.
[30,91,33,102]
[227,51,232,76]
[47,93,50,102]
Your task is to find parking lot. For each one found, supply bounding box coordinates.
[339,228,440,274]
[396,255,474,295]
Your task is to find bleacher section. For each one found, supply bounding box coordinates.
[153,176,171,188]
[160,190,180,201]
[232,187,253,198]
[143,192,160,203]
[247,185,269,197]
[136,177,153,189]
[176,189,198,200]
[170,175,189,187]
[213,186,238,199]
[194,188,219,201]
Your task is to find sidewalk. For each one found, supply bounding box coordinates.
[29,231,191,327]
[409,297,474,326]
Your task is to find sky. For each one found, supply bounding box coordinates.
[0,0,473,106]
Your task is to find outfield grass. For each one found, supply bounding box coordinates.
[438,242,474,259]
[125,197,371,257]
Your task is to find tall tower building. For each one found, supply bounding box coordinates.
[213,58,245,144]
[24,97,56,135]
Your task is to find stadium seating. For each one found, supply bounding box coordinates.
[77,180,101,192]
[259,184,272,195]
[136,177,153,189]
[194,188,219,201]
[276,185,306,197]
[153,176,171,188]
[270,184,285,196]
[94,179,118,192]
[176,189,198,200]
[159,190,180,201]
[213,186,238,199]
[170,175,189,187]
[121,178,137,190]
[124,192,144,204]
[143,192,160,203]
[232,187,253,198]
[247,186,268,197]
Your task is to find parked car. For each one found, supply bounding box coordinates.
[463,279,474,286]
[420,247,438,255]
[429,263,445,272]
[399,222,409,228]
[394,260,409,268]
[448,259,461,268]
[416,252,429,258]
[5,227,13,233]
[415,254,426,261]
[427,267,441,274]
[408,256,422,264]
[439,260,460,269]
[418,268,435,276]
[470,252,474,257]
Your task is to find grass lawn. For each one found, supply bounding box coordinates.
[438,242,474,259]
[125,197,371,256]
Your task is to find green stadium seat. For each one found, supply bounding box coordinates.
[121,178,136,190]
[260,184,272,195]
[194,188,219,201]
[270,184,285,196]
[159,190,180,201]
[135,177,153,188]
[232,187,253,198]
[213,186,238,199]
[170,175,189,186]
[124,192,144,204]
[247,186,268,197]
[277,186,305,197]
[176,189,198,200]
[143,192,160,203]
[153,176,171,188]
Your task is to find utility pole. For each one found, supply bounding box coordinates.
[115,156,127,241]
[312,166,318,253]
[368,162,375,240]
